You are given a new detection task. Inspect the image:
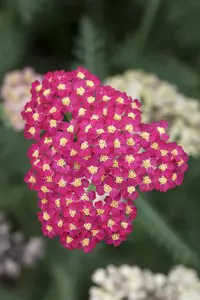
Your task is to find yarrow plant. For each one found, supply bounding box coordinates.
[90,264,200,300]
[0,67,41,131]
[22,67,188,252]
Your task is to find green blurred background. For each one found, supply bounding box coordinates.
[0,0,200,299]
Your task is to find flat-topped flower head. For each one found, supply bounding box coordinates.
[22,67,188,252]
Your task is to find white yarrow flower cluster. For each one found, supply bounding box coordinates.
[89,265,200,300]
[0,67,42,131]
[105,70,200,157]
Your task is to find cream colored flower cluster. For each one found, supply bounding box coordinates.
[90,265,200,300]
[0,67,42,131]
[105,70,200,157]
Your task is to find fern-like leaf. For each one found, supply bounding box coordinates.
[136,195,200,267]
[72,16,108,79]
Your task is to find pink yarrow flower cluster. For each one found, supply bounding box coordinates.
[22,67,188,252]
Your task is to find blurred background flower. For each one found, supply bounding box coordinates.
[105,70,200,157]
[90,264,200,300]
[0,0,200,299]
[0,211,44,280]
[0,68,41,131]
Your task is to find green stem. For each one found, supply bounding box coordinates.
[136,194,200,267]
[135,0,162,53]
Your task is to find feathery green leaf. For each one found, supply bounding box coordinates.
[72,16,108,79]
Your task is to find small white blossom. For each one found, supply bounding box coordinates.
[89,265,200,300]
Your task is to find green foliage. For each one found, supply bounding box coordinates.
[165,0,200,49]
[0,13,25,79]
[2,0,51,23]
[0,288,24,300]
[111,44,200,97]
[15,0,48,23]
[72,16,108,79]
[134,0,163,53]
[45,263,77,300]
[137,195,200,268]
